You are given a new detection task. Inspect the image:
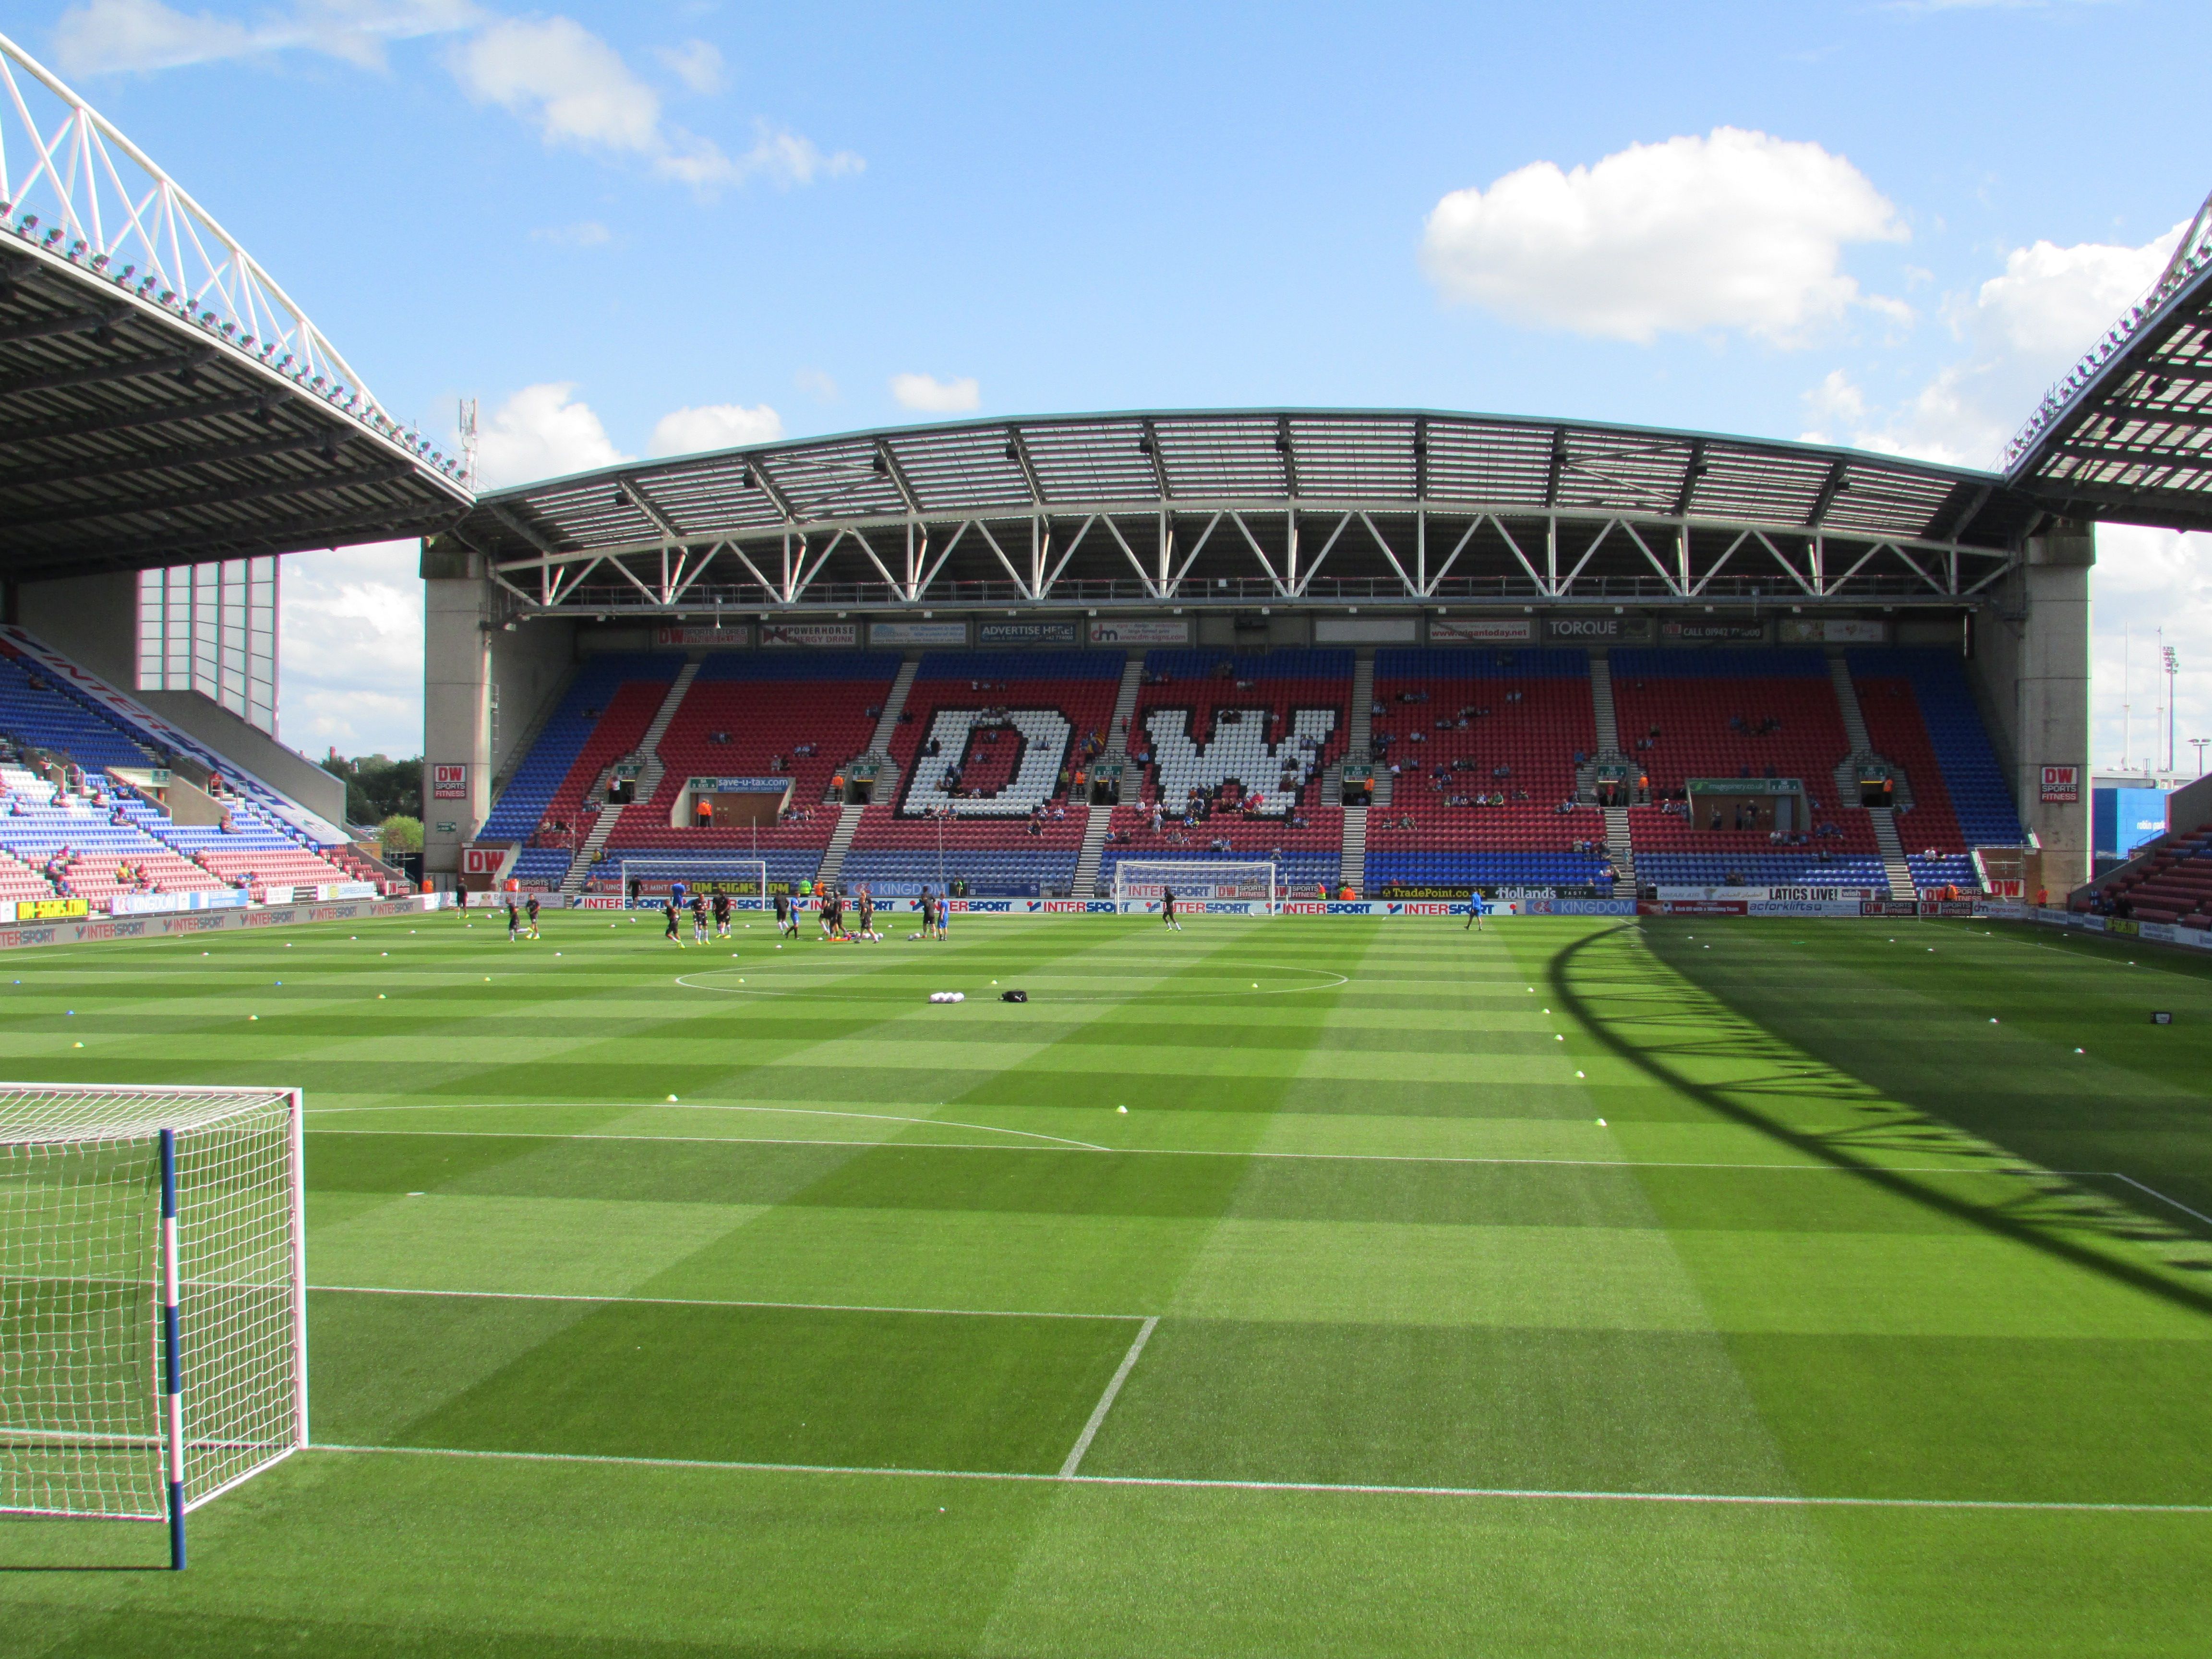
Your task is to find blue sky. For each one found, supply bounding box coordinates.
[21,0,2212,769]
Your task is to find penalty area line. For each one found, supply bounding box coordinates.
[1060,1316,1158,1479]
[309,1283,1150,1322]
[308,1444,2212,1513]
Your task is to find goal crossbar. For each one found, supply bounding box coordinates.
[1112,859,1279,913]
[0,1083,305,1570]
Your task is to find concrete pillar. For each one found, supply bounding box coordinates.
[2015,522,2094,890]
[420,540,493,883]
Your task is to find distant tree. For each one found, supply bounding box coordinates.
[378,815,423,853]
[322,752,423,825]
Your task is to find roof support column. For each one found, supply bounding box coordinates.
[2010,523,2094,891]
[419,541,493,886]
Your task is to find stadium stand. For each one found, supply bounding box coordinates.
[843,650,1122,897]
[1612,648,1887,889]
[1848,648,2024,849]
[0,650,156,772]
[481,653,679,844]
[2086,825,2212,927]
[588,652,901,891]
[1362,647,1610,891]
[1100,649,1350,895]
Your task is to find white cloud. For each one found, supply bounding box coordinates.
[475,382,626,488]
[2089,524,2212,774]
[1798,368,1868,443]
[890,373,981,413]
[655,37,723,94]
[649,401,783,457]
[1840,221,2182,467]
[450,16,660,154]
[54,0,478,76]
[794,368,839,402]
[447,17,858,191]
[1419,126,1906,345]
[277,541,425,760]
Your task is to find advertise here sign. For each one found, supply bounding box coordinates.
[1430,617,1533,644]
[977,619,1079,647]
[432,763,469,800]
[2041,764,2080,804]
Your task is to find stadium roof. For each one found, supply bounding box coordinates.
[2005,189,2212,532]
[448,409,2048,614]
[0,35,470,582]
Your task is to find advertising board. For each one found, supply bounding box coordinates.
[2040,764,2081,804]
[15,898,87,921]
[1547,615,1653,642]
[1778,617,1889,645]
[432,763,468,800]
[1088,617,1191,645]
[1660,619,1769,644]
[1429,617,1534,644]
[761,621,859,648]
[977,620,1079,647]
[655,625,752,648]
[1314,617,1419,643]
[868,621,968,646]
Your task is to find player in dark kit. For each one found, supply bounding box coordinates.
[772,890,794,937]
[854,887,873,940]
[1162,887,1180,931]
[663,898,683,947]
[506,898,521,941]
[524,894,541,938]
[712,890,731,939]
[690,892,709,945]
[918,889,935,937]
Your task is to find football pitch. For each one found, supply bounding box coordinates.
[3,909,2211,1656]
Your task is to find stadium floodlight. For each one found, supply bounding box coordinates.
[1112,860,1279,914]
[615,858,769,904]
[1,1084,306,1571]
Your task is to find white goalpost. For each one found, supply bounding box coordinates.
[1112,860,1280,914]
[614,858,769,906]
[0,1084,306,1570]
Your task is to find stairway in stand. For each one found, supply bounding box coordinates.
[1869,807,1916,901]
[1602,805,1636,895]
[1337,651,1376,896]
[559,661,699,895]
[1587,650,1622,753]
[1070,653,1147,899]
[818,656,921,891]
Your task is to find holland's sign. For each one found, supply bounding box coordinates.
[432,763,468,800]
[2040,764,2080,804]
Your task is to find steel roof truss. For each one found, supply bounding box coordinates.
[969,518,1031,601]
[1884,541,1945,595]
[1752,531,1817,596]
[912,521,964,602]
[842,528,903,600]
[788,530,844,605]
[1099,514,1161,598]
[1555,519,1614,594]
[547,554,604,607]
[1166,512,1222,598]
[722,541,778,601]
[1689,530,1751,598]
[616,475,686,546]
[1037,517,1082,599]
[1962,559,2011,597]
[1425,515,1493,596]
[1295,512,1355,599]
[1619,520,1683,597]
[1228,511,1287,598]
[1823,542,1884,597]
[1356,512,1415,597]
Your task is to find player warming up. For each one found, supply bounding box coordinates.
[524,894,541,939]
[712,890,731,939]
[773,890,797,938]
[663,897,683,948]
[505,897,521,942]
[1162,886,1180,931]
[1464,892,1485,932]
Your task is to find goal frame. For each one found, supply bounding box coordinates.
[0,1083,307,1571]
[1111,859,1280,914]
[614,858,769,906]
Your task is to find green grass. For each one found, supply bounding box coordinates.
[4,908,2212,1655]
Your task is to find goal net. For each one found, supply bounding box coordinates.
[614,859,768,905]
[0,1084,305,1568]
[1112,860,1279,914]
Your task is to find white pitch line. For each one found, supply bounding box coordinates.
[312,1283,1148,1322]
[297,1121,2065,1178]
[312,1443,2212,1514]
[304,1100,1106,1152]
[2108,1173,2212,1231]
[1059,1316,1158,1479]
